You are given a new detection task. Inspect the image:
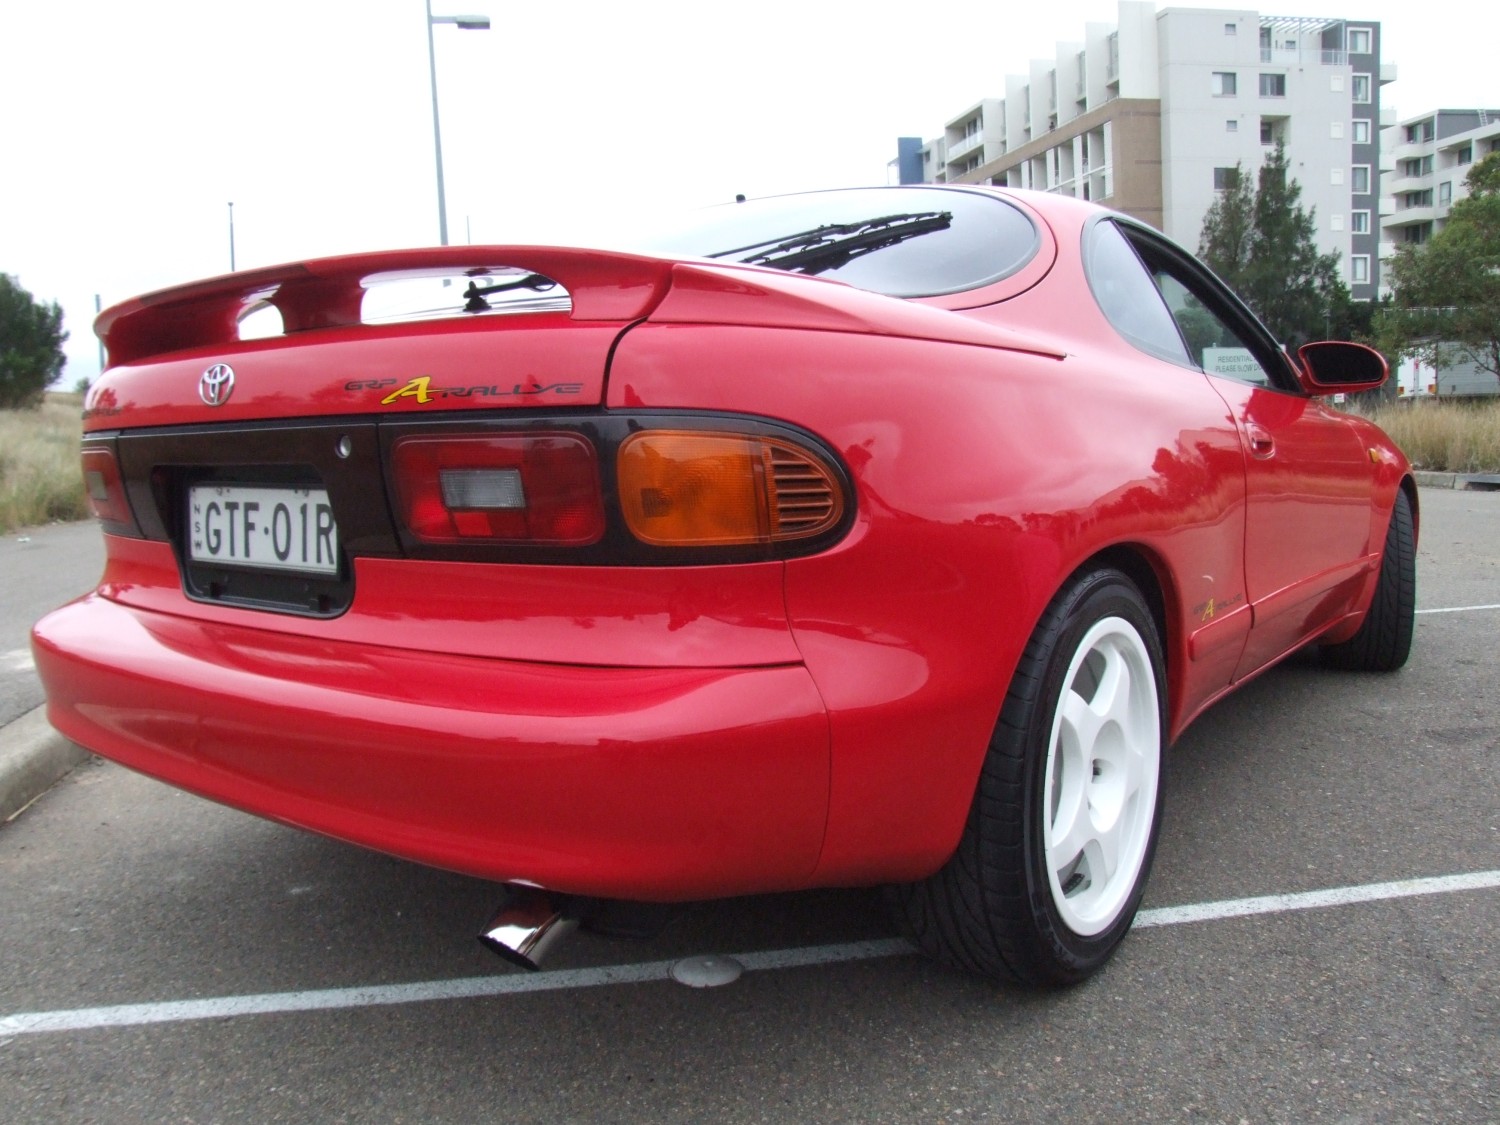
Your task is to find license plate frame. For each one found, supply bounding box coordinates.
[188,483,340,577]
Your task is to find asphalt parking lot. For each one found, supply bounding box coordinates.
[2,487,1496,1124]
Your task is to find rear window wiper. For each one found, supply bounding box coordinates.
[463,273,557,313]
[708,212,953,275]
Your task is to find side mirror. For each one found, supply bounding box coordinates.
[1294,341,1389,395]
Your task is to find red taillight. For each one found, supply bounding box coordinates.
[80,445,141,536]
[390,433,604,545]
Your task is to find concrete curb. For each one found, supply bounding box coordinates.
[1413,470,1500,491]
[0,705,90,823]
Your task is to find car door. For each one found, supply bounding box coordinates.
[1118,226,1377,680]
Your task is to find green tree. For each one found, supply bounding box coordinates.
[1197,143,1350,345]
[1197,164,1255,292]
[0,274,68,409]
[1375,151,1500,389]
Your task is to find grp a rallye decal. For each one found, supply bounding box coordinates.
[344,377,585,406]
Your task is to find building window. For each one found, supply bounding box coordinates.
[1352,74,1371,103]
[1213,167,1239,191]
[1259,73,1287,97]
[1352,119,1371,143]
[1348,27,1371,54]
[1351,210,1370,233]
[1458,145,1474,165]
[1212,71,1237,96]
[1225,22,1237,34]
[1351,256,1370,284]
[1439,181,1453,205]
[1406,120,1435,143]
[1226,119,1239,133]
[1351,165,1371,193]
[1402,156,1434,177]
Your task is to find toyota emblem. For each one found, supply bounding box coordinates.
[199,363,236,407]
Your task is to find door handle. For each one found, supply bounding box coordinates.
[1247,424,1275,459]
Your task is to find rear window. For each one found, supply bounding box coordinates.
[628,187,1040,299]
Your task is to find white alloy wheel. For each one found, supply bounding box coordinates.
[1041,615,1161,937]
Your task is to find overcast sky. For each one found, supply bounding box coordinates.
[1,0,1491,383]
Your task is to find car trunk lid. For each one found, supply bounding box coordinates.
[86,246,679,431]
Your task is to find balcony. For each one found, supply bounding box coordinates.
[1380,63,1398,84]
[1387,142,1433,166]
[1385,175,1428,195]
[1390,205,1436,225]
[1319,49,1347,65]
[946,132,985,161]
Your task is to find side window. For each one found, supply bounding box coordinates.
[1085,219,1293,390]
[1125,229,1290,389]
[1150,271,1275,387]
[1083,221,1190,366]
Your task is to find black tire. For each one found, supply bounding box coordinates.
[1321,487,1416,672]
[888,568,1166,986]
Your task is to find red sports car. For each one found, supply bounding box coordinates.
[33,186,1415,986]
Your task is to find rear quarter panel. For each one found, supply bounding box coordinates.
[607,320,1248,883]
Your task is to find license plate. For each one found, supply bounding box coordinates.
[189,484,339,576]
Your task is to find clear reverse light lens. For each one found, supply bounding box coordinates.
[440,468,526,510]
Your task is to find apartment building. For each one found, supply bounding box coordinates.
[897,1,1392,300]
[1380,109,1500,251]
[1379,109,1500,396]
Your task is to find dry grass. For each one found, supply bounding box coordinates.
[1353,399,1500,474]
[0,393,89,533]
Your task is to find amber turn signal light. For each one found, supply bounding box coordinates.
[618,431,843,547]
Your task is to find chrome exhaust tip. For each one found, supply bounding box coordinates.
[478,888,579,971]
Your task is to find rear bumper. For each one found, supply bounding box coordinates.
[31,594,830,900]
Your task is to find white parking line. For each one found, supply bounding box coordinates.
[1416,603,1500,614]
[3,870,1497,1037]
[1132,870,1500,928]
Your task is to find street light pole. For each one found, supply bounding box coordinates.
[425,1,490,247]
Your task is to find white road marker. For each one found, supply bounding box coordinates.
[1132,869,1500,928]
[2,873,1496,1037]
[1416,603,1500,615]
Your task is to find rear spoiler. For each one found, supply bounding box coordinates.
[95,247,677,367]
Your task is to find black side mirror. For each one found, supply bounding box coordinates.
[1294,341,1389,395]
